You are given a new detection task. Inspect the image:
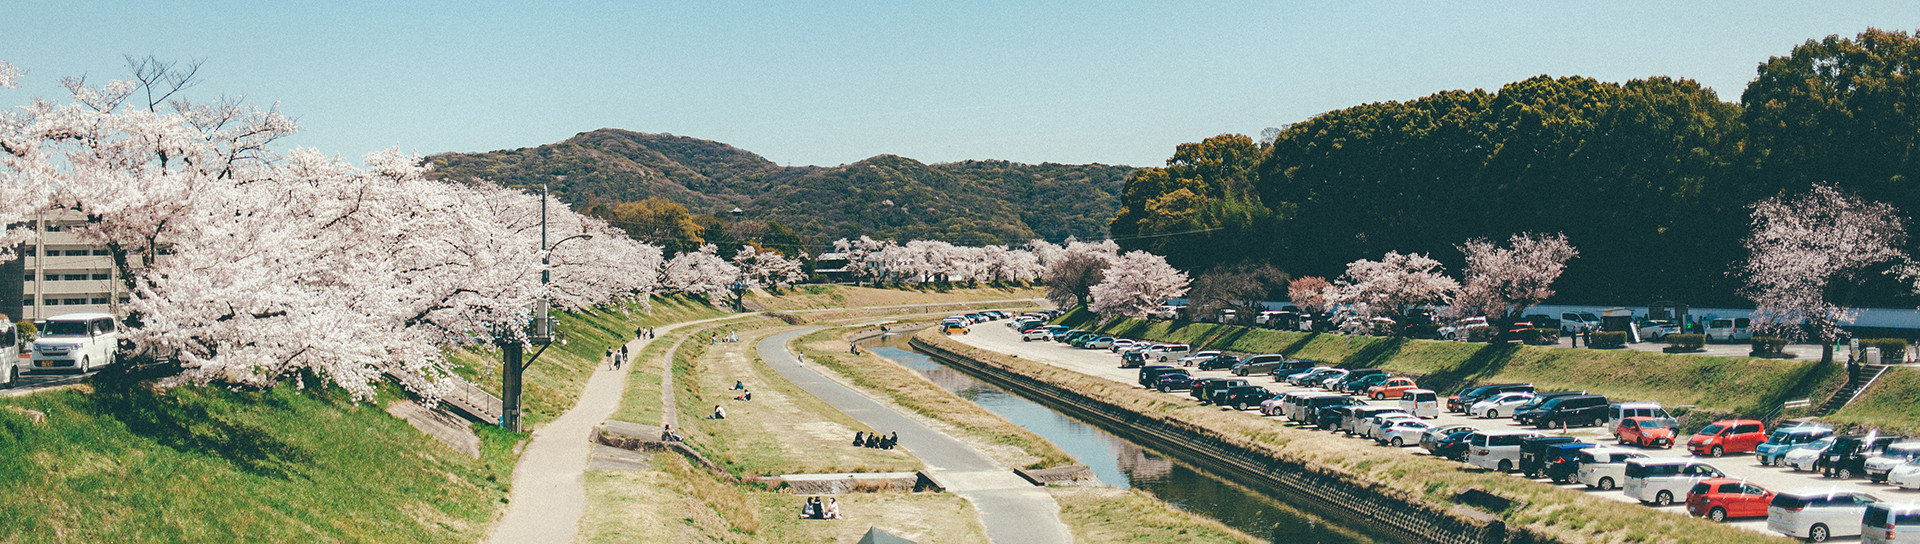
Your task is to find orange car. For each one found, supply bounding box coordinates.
[1616,416,1675,448]
[1367,377,1420,401]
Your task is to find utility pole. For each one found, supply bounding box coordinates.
[500,180,568,432]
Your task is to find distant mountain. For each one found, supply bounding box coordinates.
[425,129,1135,249]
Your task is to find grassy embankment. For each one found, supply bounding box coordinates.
[0,380,521,544]
[1059,309,1844,425]
[1825,367,1920,434]
[920,330,1766,544]
[448,294,732,428]
[581,319,987,544]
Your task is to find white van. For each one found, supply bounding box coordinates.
[1706,317,1753,343]
[1145,344,1190,363]
[1607,402,1677,436]
[1770,488,1879,542]
[1575,447,1651,490]
[1863,501,1920,543]
[29,312,120,373]
[1399,389,1439,418]
[1467,430,1543,473]
[0,320,18,387]
[1623,459,1725,506]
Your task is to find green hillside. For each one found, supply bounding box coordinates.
[425,129,1135,249]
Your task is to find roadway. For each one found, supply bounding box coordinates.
[949,322,1920,539]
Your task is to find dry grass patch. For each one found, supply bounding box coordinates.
[1050,486,1263,544]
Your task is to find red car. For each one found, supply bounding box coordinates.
[1616,416,1674,448]
[1686,419,1767,457]
[1684,477,1774,522]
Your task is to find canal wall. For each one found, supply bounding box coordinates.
[911,334,1554,544]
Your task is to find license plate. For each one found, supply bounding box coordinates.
[35,361,53,367]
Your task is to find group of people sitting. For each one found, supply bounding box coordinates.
[852,431,898,450]
[730,380,752,401]
[799,496,841,520]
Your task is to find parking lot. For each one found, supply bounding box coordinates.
[951,323,1920,539]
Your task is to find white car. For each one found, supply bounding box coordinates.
[1177,350,1223,366]
[1470,392,1535,419]
[1109,339,1137,352]
[1769,488,1879,542]
[1398,389,1440,419]
[28,312,121,374]
[1622,459,1724,506]
[1784,436,1840,472]
[1575,447,1651,491]
[1083,337,1115,349]
[1375,419,1433,447]
[1863,501,1920,543]
[1466,430,1543,473]
[1361,413,1418,440]
[1144,344,1191,363]
[1020,328,1052,342]
[1889,463,1920,490]
[1865,443,1920,483]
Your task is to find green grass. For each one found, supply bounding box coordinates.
[449,295,732,428]
[1825,366,1920,434]
[0,379,519,544]
[1062,308,1845,419]
[1049,487,1262,544]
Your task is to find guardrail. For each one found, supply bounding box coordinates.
[387,368,503,424]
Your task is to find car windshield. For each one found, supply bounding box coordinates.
[1698,424,1724,435]
[41,321,90,337]
[1638,419,1668,429]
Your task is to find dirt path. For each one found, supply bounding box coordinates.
[483,314,744,544]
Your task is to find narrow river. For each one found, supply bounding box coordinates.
[863,333,1386,544]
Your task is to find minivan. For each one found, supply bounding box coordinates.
[1529,394,1610,429]
[1467,430,1544,473]
[0,319,18,387]
[1759,426,1835,466]
[1865,442,1920,483]
[1623,459,1725,506]
[1770,488,1880,542]
[1706,317,1753,343]
[1689,419,1768,457]
[1144,344,1191,363]
[1606,402,1677,435]
[29,312,120,374]
[1399,389,1439,418]
[1449,383,1534,413]
[1863,501,1920,543]
[1512,391,1588,425]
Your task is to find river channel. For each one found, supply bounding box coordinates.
[863,333,1386,544]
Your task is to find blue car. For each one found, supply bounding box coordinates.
[1154,370,1195,392]
[1756,425,1834,466]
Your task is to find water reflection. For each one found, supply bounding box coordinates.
[866,334,1380,544]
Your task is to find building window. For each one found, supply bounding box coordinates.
[22,299,33,306]
[41,224,60,233]
[42,299,57,306]
[89,297,108,305]
[60,274,87,281]
[60,298,87,306]
[62,250,89,257]
[91,249,109,256]
[22,274,32,282]
[90,273,109,280]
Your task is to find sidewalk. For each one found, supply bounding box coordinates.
[755,329,1073,544]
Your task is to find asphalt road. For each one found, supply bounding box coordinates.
[951,322,1920,539]
[0,370,91,398]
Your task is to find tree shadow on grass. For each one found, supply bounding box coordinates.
[1752,360,1845,416]
[1275,333,1320,357]
[1339,337,1409,369]
[1417,343,1524,394]
[93,371,313,480]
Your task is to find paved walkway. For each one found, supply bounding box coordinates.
[484,314,742,544]
[756,329,1073,544]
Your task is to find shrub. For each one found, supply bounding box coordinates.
[1859,338,1910,362]
[1665,334,1705,351]
[1588,331,1627,349]
[1751,336,1789,355]
[14,320,34,343]
[1524,328,1560,346]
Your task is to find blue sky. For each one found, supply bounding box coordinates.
[5,2,1917,168]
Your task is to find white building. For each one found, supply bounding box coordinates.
[19,214,133,321]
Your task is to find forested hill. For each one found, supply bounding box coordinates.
[425,129,1135,249]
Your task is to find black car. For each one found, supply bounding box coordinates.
[1316,404,1366,430]
[1330,369,1387,391]
[1427,426,1481,461]
[1253,359,1319,380]
[1217,386,1276,411]
[1137,365,1179,388]
[1528,394,1610,429]
[1191,378,1249,402]
[1518,436,1583,478]
[1302,395,1365,426]
[1448,383,1534,413]
[1154,370,1196,392]
[1120,350,1148,368]
[1510,391,1589,426]
[1195,354,1241,371]
[1817,434,1906,479]
[1341,373,1394,395]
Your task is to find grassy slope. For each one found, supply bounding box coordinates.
[744,284,1043,312]
[1063,309,1844,421]
[449,295,731,427]
[1825,367,1920,434]
[0,381,519,544]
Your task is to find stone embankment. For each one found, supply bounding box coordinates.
[912,333,1554,544]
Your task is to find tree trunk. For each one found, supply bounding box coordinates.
[1822,343,1835,365]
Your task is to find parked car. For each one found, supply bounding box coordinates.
[1301,395,1365,426]
[1448,383,1534,413]
[1819,434,1907,480]
[1517,435,1582,478]
[1421,424,1478,460]
[1339,373,1393,395]
[1398,389,1440,419]
[1228,354,1295,376]
[1216,386,1276,411]
[1153,370,1195,392]
[1470,391,1535,419]
[1273,390,1336,419]
[1616,417,1677,448]
[1865,443,1920,483]
[1341,406,1406,435]
[1120,350,1149,368]
[1528,394,1610,429]
[1759,426,1836,466]
[1438,317,1489,341]
[1137,365,1179,388]
[1191,378,1249,403]
[1576,447,1652,490]
[1360,412,1419,440]
[1266,360,1320,382]
[1637,318,1679,340]
[1688,419,1767,457]
[1316,404,1368,431]
[1108,339,1137,352]
[1330,369,1387,392]
[1706,317,1753,343]
[1082,336,1115,349]
[1466,430,1544,473]
[1021,328,1053,341]
[1560,311,1601,334]
[1510,391,1590,426]
[1863,501,1920,544]
[1146,344,1192,363]
[1521,314,1563,333]
[1784,436,1841,472]
[1686,478,1775,522]
[1177,350,1224,367]
[1540,442,1598,484]
[1605,402,1676,435]
[1367,377,1420,400]
[1194,354,1242,371]
[1375,418,1433,447]
[1623,459,1726,506]
[1769,488,1880,542]
[1292,368,1347,387]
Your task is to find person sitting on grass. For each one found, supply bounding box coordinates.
[709,405,726,419]
[732,380,745,390]
[824,497,841,520]
[733,390,752,401]
[660,424,683,442]
[799,497,818,519]
[852,431,864,447]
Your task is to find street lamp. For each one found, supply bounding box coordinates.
[499,180,591,432]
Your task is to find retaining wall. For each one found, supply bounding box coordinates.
[912,335,1560,544]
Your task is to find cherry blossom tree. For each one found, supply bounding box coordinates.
[1090,251,1190,318]
[734,245,804,289]
[1043,238,1119,308]
[1453,233,1579,321]
[1746,183,1906,363]
[1287,276,1333,314]
[1329,252,1459,333]
[664,244,740,302]
[831,236,895,284]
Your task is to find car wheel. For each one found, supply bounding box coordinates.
[1371,393,1383,400]
[1838,468,1853,480]
[3,367,13,389]
[1708,507,1727,523]
[1236,402,1250,411]
[1497,460,1512,473]
[1158,385,1168,393]
[1655,490,1673,506]
[1391,437,1404,447]
[1487,410,1498,419]
[1710,446,1723,457]
[1023,338,1030,342]
[81,356,90,374]
[1810,523,1830,542]
[1598,477,1615,491]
